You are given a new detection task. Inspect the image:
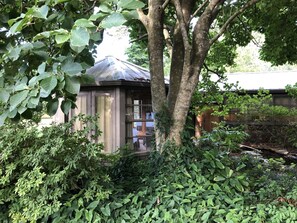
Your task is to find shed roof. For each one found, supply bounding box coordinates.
[86,56,151,86]
[225,71,297,91]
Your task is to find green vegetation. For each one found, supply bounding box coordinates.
[1,117,297,222]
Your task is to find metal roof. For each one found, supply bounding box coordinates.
[86,56,151,85]
[225,71,297,91]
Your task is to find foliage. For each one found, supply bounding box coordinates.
[0,115,113,222]
[196,123,248,152]
[96,141,297,223]
[192,70,272,118]
[1,121,297,222]
[0,0,144,124]
[249,0,297,65]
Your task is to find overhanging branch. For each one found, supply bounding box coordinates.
[209,0,261,46]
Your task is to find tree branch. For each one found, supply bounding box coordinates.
[189,0,209,25]
[129,33,148,44]
[171,0,191,51]
[162,0,170,9]
[210,0,261,46]
[137,8,149,28]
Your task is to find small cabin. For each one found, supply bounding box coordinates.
[53,56,158,153]
[197,71,297,134]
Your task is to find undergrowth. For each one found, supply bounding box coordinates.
[0,118,297,222]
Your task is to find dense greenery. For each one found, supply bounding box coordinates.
[1,118,297,222]
[0,116,113,222]
[0,0,144,124]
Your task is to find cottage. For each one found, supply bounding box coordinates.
[52,56,160,153]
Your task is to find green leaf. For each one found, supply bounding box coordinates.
[33,31,51,41]
[98,4,113,13]
[40,76,58,97]
[70,27,90,47]
[0,112,8,125]
[7,47,21,61]
[100,205,111,217]
[215,159,225,169]
[33,5,49,19]
[47,99,59,116]
[0,89,10,103]
[55,34,70,44]
[38,62,46,74]
[54,0,70,4]
[14,83,28,91]
[9,20,24,34]
[100,13,127,28]
[74,19,95,28]
[61,60,83,76]
[201,211,212,223]
[87,200,99,210]
[9,90,29,111]
[65,77,80,94]
[122,10,139,20]
[28,96,40,108]
[118,0,145,10]
[214,176,226,181]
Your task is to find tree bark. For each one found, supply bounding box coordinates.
[138,1,167,151]
[168,0,221,145]
[137,0,262,150]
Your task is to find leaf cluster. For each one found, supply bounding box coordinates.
[0,0,144,124]
[0,115,113,222]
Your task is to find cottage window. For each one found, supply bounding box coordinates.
[126,93,154,152]
[69,91,115,153]
[95,94,113,152]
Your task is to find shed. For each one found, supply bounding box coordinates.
[55,56,158,153]
[196,70,297,135]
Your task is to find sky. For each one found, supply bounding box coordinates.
[95,26,130,61]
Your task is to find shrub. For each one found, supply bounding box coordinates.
[0,115,113,222]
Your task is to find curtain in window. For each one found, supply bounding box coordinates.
[96,94,112,152]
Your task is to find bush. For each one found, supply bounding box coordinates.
[1,118,297,222]
[0,115,113,222]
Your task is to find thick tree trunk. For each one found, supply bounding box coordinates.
[138,1,167,151]
[167,0,195,114]
[138,0,261,150]
[168,1,218,145]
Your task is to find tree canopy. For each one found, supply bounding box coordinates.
[1,0,297,149]
[0,0,143,124]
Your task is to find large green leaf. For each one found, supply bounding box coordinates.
[0,89,10,103]
[7,47,21,61]
[47,98,59,116]
[70,27,90,47]
[9,90,29,111]
[61,60,83,76]
[74,19,96,28]
[28,96,40,109]
[118,0,145,10]
[65,77,80,94]
[55,34,70,44]
[32,5,49,19]
[61,99,72,114]
[100,13,127,28]
[9,20,24,34]
[0,112,8,125]
[40,76,58,98]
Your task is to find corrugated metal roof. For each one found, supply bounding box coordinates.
[225,71,297,90]
[86,56,151,84]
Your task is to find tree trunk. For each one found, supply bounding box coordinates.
[141,1,167,151]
